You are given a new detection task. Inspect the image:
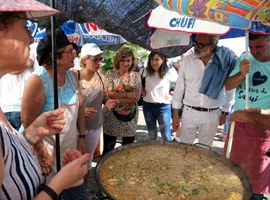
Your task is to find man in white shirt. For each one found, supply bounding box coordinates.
[172,34,236,146]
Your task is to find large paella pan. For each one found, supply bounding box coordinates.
[96,141,252,200]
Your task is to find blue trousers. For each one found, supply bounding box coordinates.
[4,111,21,131]
[143,101,172,141]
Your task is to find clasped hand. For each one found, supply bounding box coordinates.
[25,108,66,174]
[126,91,140,102]
[26,107,66,141]
[239,59,251,77]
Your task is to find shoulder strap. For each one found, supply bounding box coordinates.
[96,72,104,91]
[67,70,77,92]
[141,68,145,78]
[141,68,147,89]
[77,70,81,81]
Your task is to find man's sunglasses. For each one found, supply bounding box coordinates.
[193,39,212,49]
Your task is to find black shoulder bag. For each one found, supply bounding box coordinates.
[138,69,146,106]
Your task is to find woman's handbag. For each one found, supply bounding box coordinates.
[113,107,136,122]
[113,83,137,122]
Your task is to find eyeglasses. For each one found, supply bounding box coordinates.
[9,13,39,37]
[89,57,104,63]
[62,49,75,55]
[193,40,212,49]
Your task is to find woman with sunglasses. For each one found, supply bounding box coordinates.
[0,1,89,199]
[21,29,88,199]
[75,43,117,176]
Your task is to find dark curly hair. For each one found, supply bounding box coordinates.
[113,47,136,73]
[37,28,70,68]
[39,48,64,69]
[146,52,169,78]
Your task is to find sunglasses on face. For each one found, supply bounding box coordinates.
[89,57,104,63]
[193,39,212,49]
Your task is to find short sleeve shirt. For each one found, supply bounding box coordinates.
[229,53,270,110]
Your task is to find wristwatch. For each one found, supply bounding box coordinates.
[221,111,229,115]
[39,184,59,200]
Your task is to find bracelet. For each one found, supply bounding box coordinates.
[78,135,86,138]
[222,111,229,115]
[39,184,59,200]
[22,131,38,146]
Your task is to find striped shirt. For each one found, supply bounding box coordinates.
[0,123,44,200]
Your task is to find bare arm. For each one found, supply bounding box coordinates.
[72,71,85,135]
[21,74,45,128]
[72,71,86,153]
[0,146,3,188]
[225,72,245,91]
[101,73,110,102]
[231,110,270,130]
[107,89,140,103]
[0,146,88,200]
[99,74,119,110]
[225,59,250,91]
[21,74,53,174]
[172,108,180,130]
[0,108,66,196]
[35,150,89,200]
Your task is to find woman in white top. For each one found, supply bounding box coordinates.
[142,52,177,141]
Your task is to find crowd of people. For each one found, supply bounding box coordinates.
[0,0,269,199]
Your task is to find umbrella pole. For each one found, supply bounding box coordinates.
[226,30,249,159]
[245,31,249,109]
[226,122,235,158]
[50,0,61,172]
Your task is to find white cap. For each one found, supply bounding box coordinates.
[80,43,103,58]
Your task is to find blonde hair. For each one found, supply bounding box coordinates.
[79,55,91,68]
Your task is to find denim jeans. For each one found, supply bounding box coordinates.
[223,106,234,135]
[62,185,89,200]
[143,101,172,141]
[4,111,21,131]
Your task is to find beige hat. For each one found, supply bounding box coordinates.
[0,0,59,19]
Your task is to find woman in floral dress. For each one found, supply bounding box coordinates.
[102,47,141,155]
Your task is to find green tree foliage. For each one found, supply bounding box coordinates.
[102,49,115,72]
[102,42,149,72]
